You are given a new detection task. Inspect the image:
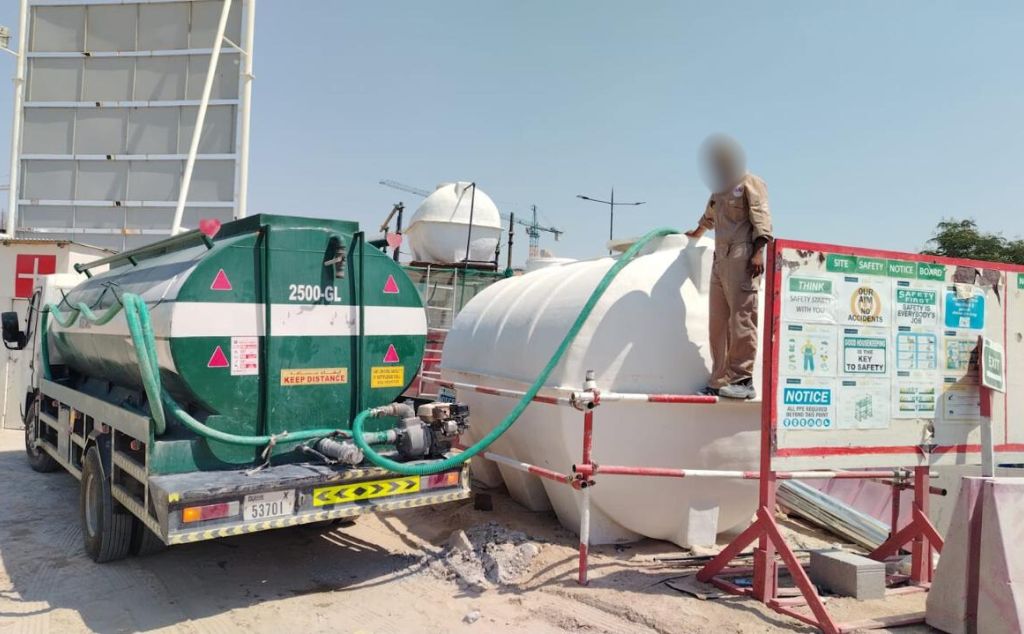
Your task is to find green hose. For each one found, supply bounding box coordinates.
[351,227,681,475]
[47,301,123,328]
[40,225,676,468]
[45,294,371,446]
[40,310,52,381]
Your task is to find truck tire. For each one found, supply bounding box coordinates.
[24,396,59,473]
[130,520,167,557]
[80,446,133,563]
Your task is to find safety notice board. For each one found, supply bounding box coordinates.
[767,240,1024,470]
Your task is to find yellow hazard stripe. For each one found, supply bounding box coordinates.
[313,476,420,506]
[166,488,471,545]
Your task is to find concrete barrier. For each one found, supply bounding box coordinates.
[926,477,1024,634]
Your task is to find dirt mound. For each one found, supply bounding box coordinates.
[425,522,542,588]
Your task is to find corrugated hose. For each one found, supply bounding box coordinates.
[351,227,680,475]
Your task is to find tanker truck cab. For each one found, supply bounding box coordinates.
[19,215,472,562]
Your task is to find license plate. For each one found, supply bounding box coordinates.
[243,490,294,521]
[438,386,457,403]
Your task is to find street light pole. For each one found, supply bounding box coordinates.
[609,187,614,246]
[577,188,645,255]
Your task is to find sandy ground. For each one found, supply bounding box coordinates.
[0,429,934,634]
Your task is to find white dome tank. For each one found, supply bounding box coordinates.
[405,182,503,264]
[441,234,764,547]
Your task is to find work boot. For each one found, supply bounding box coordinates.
[718,378,756,400]
[697,385,719,397]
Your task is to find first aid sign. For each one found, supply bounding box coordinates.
[15,254,56,298]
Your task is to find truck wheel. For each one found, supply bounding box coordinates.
[80,446,133,563]
[24,397,59,473]
[130,520,167,557]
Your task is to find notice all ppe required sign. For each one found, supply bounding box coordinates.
[779,383,835,430]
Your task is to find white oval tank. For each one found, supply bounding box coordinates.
[524,256,576,272]
[405,182,503,264]
[441,234,764,547]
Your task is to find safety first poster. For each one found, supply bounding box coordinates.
[778,250,986,432]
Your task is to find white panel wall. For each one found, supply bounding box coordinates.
[13,0,247,251]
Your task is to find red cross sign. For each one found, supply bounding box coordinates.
[14,254,57,298]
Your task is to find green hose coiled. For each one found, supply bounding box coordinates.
[351,227,680,475]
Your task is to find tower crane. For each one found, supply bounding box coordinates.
[523,205,562,258]
[378,179,431,198]
[378,180,563,258]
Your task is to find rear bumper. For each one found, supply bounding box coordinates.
[146,460,471,545]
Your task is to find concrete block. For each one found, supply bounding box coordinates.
[927,477,1024,634]
[977,479,1024,634]
[925,477,985,634]
[680,502,720,548]
[808,549,886,600]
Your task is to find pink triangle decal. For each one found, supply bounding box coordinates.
[383,274,400,294]
[211,268,233,291]
[207,345,229,368]
[383,344,400,364]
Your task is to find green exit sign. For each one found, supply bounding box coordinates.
[981,336,1005,393]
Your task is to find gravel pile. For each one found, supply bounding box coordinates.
[424,522,542,588]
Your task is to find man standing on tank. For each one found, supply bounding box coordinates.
[684,135,772,400]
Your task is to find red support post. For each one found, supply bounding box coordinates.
[868,466,944,589]
[890,478,902,542]
[752,244,780,603]
[911,466,930,583]
[582,409,594,466]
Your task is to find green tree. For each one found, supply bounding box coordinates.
[922,219,1024,265]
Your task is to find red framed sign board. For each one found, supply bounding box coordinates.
[698,239,1024,633]
[766,239,1024,470]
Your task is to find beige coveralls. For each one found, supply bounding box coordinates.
[697,172,773,389]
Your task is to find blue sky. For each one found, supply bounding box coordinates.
[1,1,1021,263]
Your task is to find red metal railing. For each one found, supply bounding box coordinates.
[443,374,937,597]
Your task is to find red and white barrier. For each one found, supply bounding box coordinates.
[463,375,920,590]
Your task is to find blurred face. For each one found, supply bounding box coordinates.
[699,134,746,193]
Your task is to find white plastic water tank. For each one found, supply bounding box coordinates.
[524,256,576,272]
[441,234,764,547]
[404,182,503,264]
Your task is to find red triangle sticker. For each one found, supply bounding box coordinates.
[383,344,400,364]
[383,274,400,294]
[207,345,229,368]
[211,269,232,291]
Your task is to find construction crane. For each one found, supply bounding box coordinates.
[378,180,563,258]
[523,205,562,258]
[378,179,430,198]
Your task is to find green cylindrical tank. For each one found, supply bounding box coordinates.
[48,214,426,442]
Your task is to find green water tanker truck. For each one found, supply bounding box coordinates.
[3,214,472,562]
